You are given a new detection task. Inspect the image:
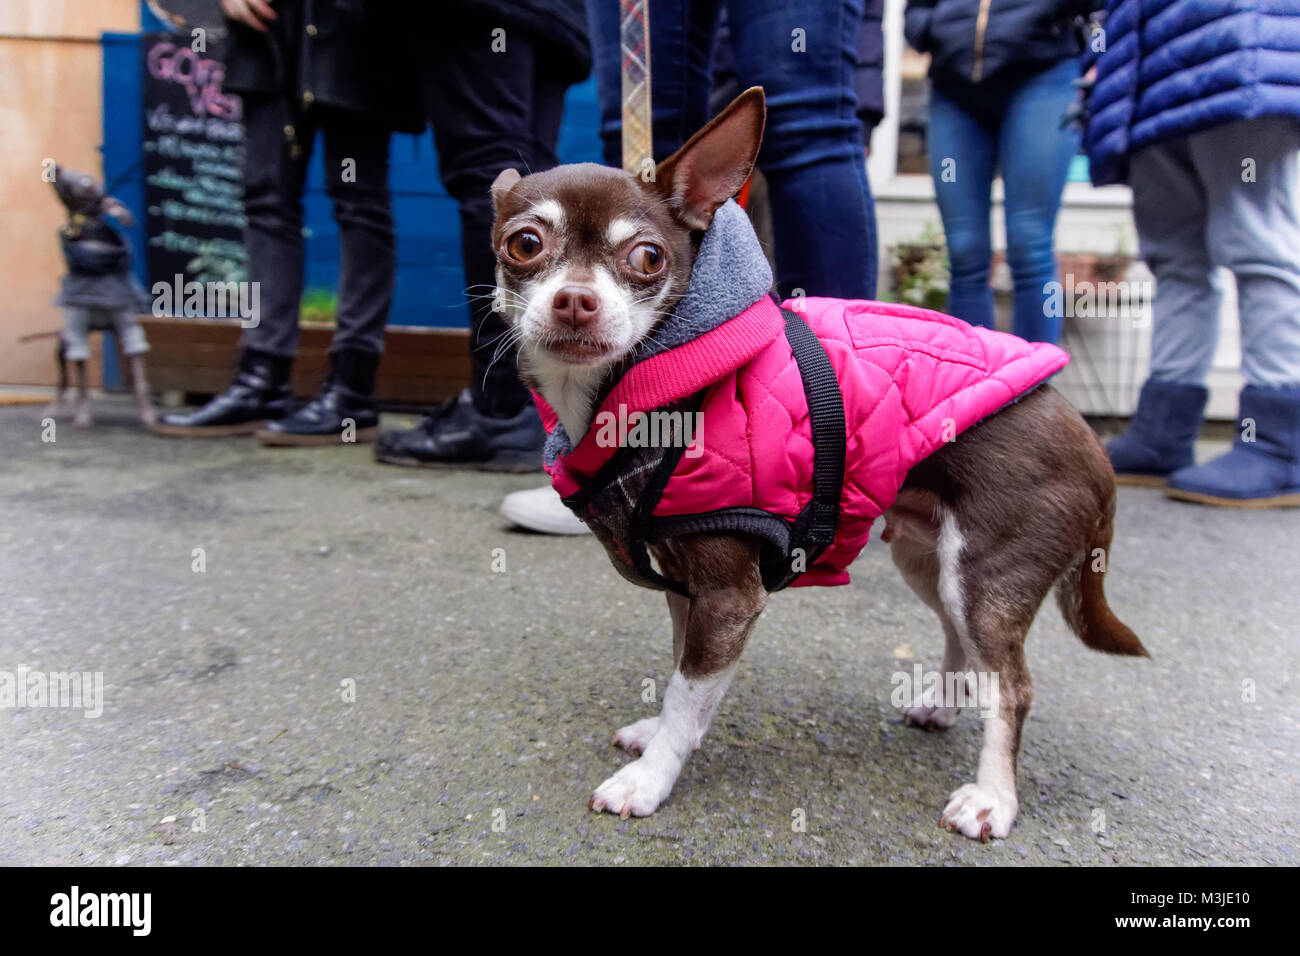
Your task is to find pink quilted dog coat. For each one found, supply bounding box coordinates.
[533,202,1069,593]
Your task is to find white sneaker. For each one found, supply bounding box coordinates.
[500,485,591,535]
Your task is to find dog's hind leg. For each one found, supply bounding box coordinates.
[591,533,765,819]
[932,510,1041,841]
[886,492,968,730]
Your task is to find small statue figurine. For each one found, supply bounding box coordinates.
[47,164,156,428]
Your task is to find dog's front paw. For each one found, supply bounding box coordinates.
[589,758,675,820]
[903,703,959,730]
[73,402,92,428]
[940,783,1018,842]
[612,717,660,755]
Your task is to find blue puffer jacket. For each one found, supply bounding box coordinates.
[904,0,1098,89]
[1086,0,1300,185]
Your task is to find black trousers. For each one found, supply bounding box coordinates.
[239,95,395,358]
[403,6,568,417]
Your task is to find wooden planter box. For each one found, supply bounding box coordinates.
[138,318,470,407]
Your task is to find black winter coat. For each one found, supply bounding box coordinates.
[457,0,591,83]
[904,0,1098,90]
[222,0,425,132]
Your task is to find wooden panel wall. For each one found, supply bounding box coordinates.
[0,1,139,386]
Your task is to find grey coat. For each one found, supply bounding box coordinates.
[54,218,149,312]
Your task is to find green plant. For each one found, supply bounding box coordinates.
[889,223,950,311]
[299,288,338,326]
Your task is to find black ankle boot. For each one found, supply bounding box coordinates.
[154,348,294,437]
[257,348,380,446]
[374,389,544,472]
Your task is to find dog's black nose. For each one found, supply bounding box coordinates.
[551,286,600,328]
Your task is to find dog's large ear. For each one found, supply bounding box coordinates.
[101,196,135,227]
[491,168,522,215]
[652,86,765,231]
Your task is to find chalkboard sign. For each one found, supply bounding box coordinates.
[142,32,247,296]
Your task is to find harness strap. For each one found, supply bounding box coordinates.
[565,305,846,596]
[764,307,847,590]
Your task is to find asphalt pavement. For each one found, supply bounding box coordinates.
[1,397,1296,865]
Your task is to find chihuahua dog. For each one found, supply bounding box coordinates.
[46,165,156,429]
[490,88,1146,840]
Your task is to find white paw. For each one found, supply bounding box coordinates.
[903,703,959,730]
[612,717,660,755]
[940,783,1018,841]
[589,758,675,819]
[73,403,92,428]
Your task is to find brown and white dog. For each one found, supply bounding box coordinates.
[490,88,1147,840]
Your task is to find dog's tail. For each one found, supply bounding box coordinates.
[1056,492,1149,657]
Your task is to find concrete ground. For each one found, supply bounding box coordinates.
[1,395,1297,866]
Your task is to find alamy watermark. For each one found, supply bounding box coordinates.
[0,668,103,718]
[50,886,150,936]
[1043,274,1152,323]
[593,403,703,458]
[152,274,259,327]
[890,664,999,718]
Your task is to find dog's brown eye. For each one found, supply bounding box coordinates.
[627,243,665,276]
[506,229,544,263]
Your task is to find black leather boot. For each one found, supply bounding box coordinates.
[153,347,293,437]
[257,348,381,446]
[374,389,544,472]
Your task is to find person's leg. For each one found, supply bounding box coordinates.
[1164,116,1300,506]
[1105,136,1214,481]
[466,67,570,420]
[499,1,714,528]
[725,0,876,299]
[1195,116,1300,389]
[238,94,315,358]
[258,108,395,446]
[997,59,1080,343]
[374,7,556,470]
[320,108,395,358]
[467,62,569,404]
[421,13,556,418]
[589,0,720,168]
[1133,139,1224,384]
[155,93,306,436]
[926,85,996,327]
[588,0,624,167]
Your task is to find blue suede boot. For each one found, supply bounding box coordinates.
[1165,385,1300,508]
[1107,379,1208,486]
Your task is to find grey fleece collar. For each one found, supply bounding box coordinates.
[544,200,773,462]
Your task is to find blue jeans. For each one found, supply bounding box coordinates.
[927,59,1081,341]
[588,0,877,299]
